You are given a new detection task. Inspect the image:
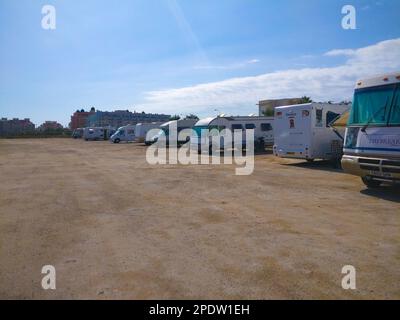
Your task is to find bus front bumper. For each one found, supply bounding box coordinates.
[342,155,400,184]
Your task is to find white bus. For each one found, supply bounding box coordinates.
[273,103,349,162]
[191,116,274,154]
[342,72,400,187]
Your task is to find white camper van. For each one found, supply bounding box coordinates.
[191,116,274,154]
[135,122,163,143]
[273,103,349,162]
[83,127,114,141]
[147,119,198,146]
[84,127,102,141]
[342,72,400,187]
[110,125,136,143]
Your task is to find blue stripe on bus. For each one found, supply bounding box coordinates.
[345,147,400,152]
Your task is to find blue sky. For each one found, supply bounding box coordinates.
[0,0,400,126]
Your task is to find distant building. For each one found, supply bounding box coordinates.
[70,108,96,130]
[0,118,35,136]
[37,121,64,131]
[87,110,171,128]
[258,98,304,116]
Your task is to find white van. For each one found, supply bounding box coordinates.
[135,122,163,143]
[146,119,198,146]
[273,103,349,162]
[191,116,274,154]
[342,72,400,187]
[110,125,136,143]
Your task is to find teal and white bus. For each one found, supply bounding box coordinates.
[342,72,400,187]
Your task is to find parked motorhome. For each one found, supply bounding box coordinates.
[191,116,274,154]
[83,127,115,141]
[110,125,136,143]
[135,122,163,143]
[72,128,84,139]
[342,72,400,187]
[273,103,349,162]
[146,119,198,146]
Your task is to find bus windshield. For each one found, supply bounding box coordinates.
[348,84,400,126]
[192,125,208,137]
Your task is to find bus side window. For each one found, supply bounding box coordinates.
[232,124,243,131]
[261,123,272,131]
[245,124,256,129]
[326,111,340,127]
[316,109,323,127]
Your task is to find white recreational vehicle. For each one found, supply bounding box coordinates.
[191,116,274,154]
[83,127,115,141]
[342,72,400,187]
[146,119,198,146]
[110,125,136,143]
[135,122,163,143]
[273,103,349,162]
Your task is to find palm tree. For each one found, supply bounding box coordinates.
[300,96,313,103]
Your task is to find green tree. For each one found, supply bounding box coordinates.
[184,114,199,120]
[170,114,181,120]
[262,109,275,117]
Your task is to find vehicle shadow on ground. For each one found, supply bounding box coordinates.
[361,186,400,203]
[282,160,344,173]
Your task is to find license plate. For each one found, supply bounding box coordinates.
[371,170,392,178]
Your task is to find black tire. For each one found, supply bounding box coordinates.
[362,177,382,188]
[114,138,121,144]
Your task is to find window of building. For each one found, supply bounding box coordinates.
[261,123,272,131]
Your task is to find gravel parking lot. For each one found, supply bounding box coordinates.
[0,138,399,299]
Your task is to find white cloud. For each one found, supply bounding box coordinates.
[324,49,356,56]
[142,38,400,116]
[193,58,260,70]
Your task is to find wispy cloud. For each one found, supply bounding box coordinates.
[324,49,356,57]
[193,58,260,70]
[141,38,400,115]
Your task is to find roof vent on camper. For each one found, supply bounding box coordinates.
[219,114,226,117]
[248,113,257,117]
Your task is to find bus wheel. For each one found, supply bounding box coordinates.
[362,177,382,188]
[114,138,121,144]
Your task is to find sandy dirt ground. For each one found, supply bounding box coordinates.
[0,138,399,300]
